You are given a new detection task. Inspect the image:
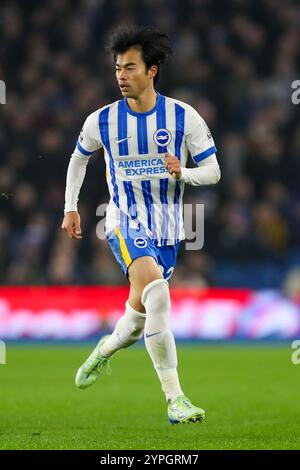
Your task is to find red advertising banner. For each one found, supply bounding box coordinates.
[0,286,299,339]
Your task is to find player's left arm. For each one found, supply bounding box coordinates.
[164,106,221,185]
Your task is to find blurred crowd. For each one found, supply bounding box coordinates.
[1,0,300,290]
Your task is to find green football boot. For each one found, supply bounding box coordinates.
[75,335,111,389]
[168,395,205,425]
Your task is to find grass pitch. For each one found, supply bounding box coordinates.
[0,343,299,450]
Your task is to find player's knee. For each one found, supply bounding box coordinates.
[141,278,170,313]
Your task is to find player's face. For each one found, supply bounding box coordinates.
[115,47,156,98]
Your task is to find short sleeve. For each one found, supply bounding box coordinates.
[73,110,102,157]
[185,106,217,164]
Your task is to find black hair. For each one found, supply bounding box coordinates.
[105,26,172,85]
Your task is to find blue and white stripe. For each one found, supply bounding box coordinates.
[192,145,217,164]
[96,93,216,245]
[76,140,94,156]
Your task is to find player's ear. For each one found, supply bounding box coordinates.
[149,65,158,80]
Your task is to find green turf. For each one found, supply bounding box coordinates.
[0,343,299,450]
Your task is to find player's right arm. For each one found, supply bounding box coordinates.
[61,110,102,240]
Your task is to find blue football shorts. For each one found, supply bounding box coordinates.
[106,224,180,281]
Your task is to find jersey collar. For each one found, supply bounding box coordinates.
[123,91,162,117]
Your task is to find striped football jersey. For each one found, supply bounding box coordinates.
[73,92,217,246]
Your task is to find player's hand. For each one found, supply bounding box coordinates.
[61,211,82,240]
[164,153,182,180]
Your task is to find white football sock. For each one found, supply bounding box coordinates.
[142,279,184,402]
[99,301,146,357]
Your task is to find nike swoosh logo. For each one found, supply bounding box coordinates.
[145,331,161,338]
[114,136,132,144]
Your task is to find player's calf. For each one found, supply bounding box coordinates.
[142,279,184,402]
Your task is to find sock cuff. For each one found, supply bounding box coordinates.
[125,300,147,319]
[141,278,168,306]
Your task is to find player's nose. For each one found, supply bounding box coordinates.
[119,70,128,81]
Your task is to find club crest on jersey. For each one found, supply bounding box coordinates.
[153,128,172,147]
[134,237,148,248]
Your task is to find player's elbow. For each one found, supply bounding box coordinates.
[215,165,221,183]
[212,165,221,184]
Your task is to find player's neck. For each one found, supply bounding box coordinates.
[126,88,157,114]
